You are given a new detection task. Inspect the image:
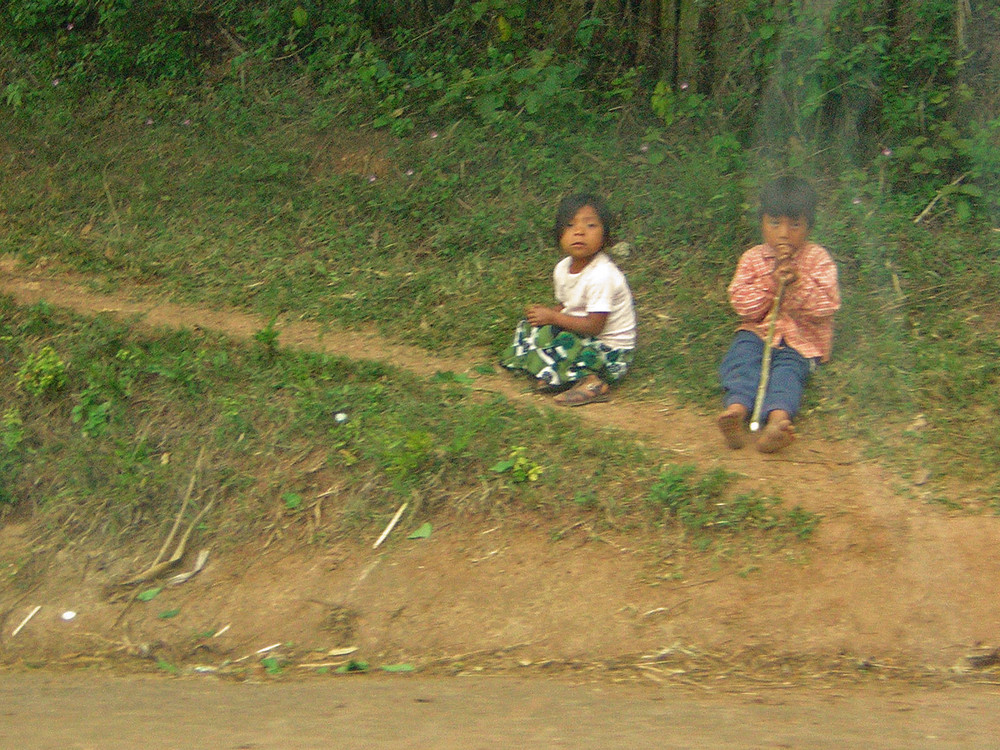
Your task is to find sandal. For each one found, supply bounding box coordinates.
[553,379,610,407]
[535,378,559,393]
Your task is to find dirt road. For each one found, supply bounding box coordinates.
[2,669,999,749]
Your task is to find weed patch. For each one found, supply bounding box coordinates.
[2,300,765,552]
[647,465,820,549]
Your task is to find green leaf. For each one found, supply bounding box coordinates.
[521,90,543,115]
[496,14,512,42]
[407,522,432,539]
[335,659,369,673]
[381,663,415,673]
[491,459,515,473]
[261,656,283,675]
[575,18,602,48]
[474,94,503,119]
[283,491,303,511]
[953,198,972,223]
[158,608,181,619]
[137,587,162,602]
[156,658,178,674]
[919,146,942,162]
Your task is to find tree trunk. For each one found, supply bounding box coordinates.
[658,0,699,88]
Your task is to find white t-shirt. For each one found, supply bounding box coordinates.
[553,251,636,349]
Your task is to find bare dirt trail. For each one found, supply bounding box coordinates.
[2,669,999,750]
[1,259,999,686]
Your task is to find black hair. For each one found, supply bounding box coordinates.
[553,192,615,247]
[758,176,818,227]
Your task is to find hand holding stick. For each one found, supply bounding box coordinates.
[749,279,787,433]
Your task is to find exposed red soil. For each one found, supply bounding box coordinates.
[1,258,998,689]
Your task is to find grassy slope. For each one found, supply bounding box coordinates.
[1,81,998,521]
[0,293,818,557]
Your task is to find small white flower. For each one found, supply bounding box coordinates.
[334,412,348,423]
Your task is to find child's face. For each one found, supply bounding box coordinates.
[761,213,810,255]
[560,205,605,266]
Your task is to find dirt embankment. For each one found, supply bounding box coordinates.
[1,261,999,685]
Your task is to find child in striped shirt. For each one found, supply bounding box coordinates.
[717,177,841,453]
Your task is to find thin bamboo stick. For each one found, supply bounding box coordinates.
[749,279,787,432]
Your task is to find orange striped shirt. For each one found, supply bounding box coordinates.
[727,242,841,361]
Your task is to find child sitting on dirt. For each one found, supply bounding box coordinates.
[717,176,840,452]
[501,192,636,407]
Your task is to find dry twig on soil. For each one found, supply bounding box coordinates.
[373,501,408,549]
[119,448,214,586]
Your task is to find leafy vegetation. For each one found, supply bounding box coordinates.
[647,465,820,547]
[0,297,820,551]
[3,1,997,210]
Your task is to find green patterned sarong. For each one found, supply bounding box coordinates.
[501,321,634,387]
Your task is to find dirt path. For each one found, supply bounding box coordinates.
[1,260,999,685]
[3,669,1000,750]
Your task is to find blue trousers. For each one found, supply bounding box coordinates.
[719,331,817,420]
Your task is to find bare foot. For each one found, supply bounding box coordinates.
[756,413,795,453]
[717,404,748,449]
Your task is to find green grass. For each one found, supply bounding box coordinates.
[0,295,817,552]
[646,465,820,548]
[1,80,999,504]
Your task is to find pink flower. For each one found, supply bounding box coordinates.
[52,79,60,87]
[367,174,377,183]
[852,197,862,205]
[145,117,154,126]
[680,81,689,91]
[182,119,191,126]
[66,23,74,31]
[429,131,438,139]
[405,169,415,176]
[639,144,649,153]
[881,147,892,157]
